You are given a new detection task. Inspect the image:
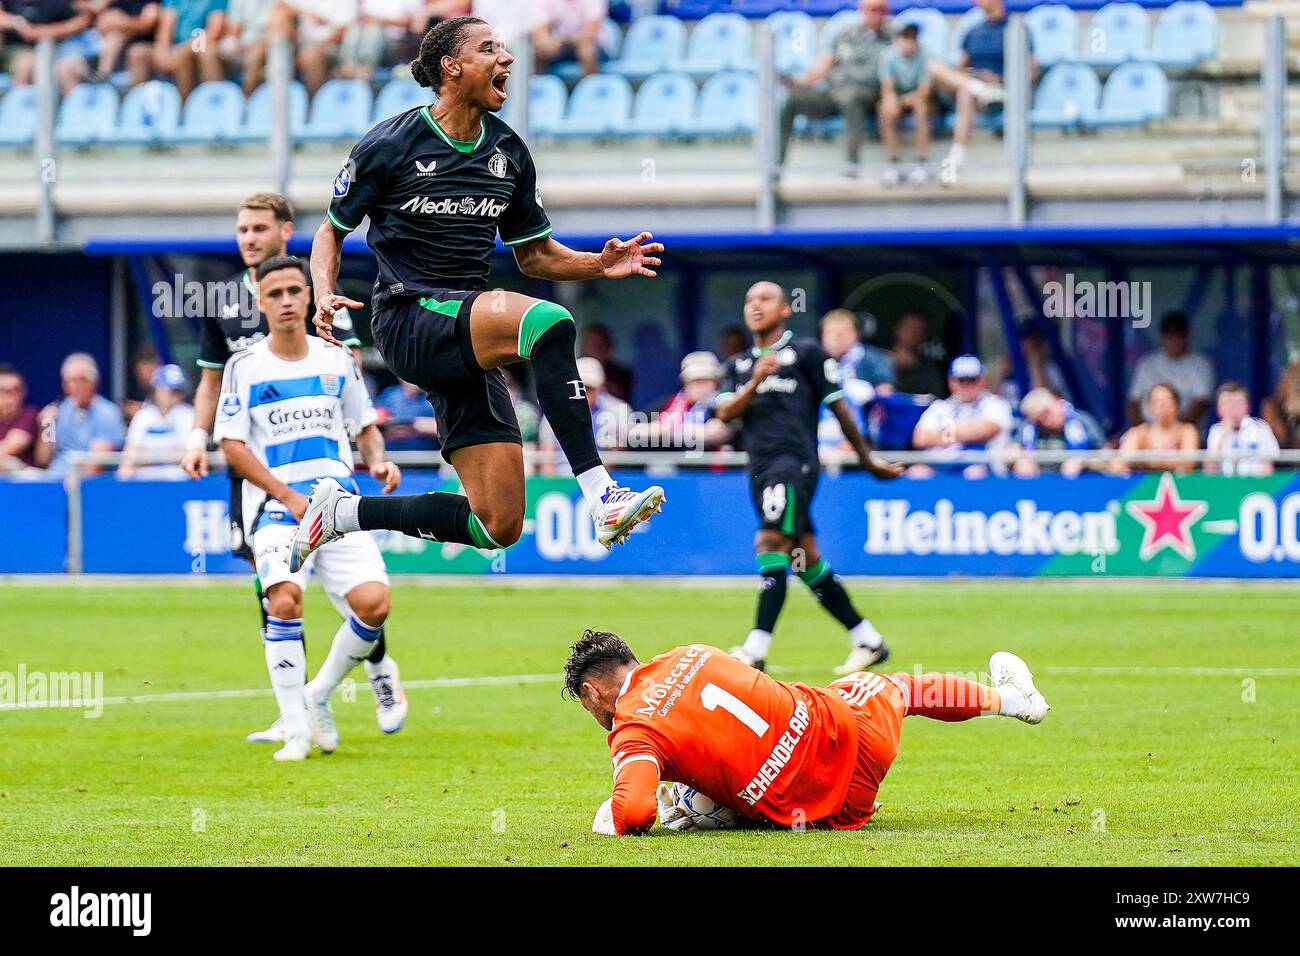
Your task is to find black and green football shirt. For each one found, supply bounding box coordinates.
[327,107,552,305]
[718,330,846,472]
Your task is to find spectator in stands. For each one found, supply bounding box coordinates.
[1012,387,1103,479]
[779,0,890,170]
[993,329,1068,406]
[1113,382,1198,475]
[118,363,194,480]
[338,0,423,85]
[0,363,40,472]
[1127,311,1214,429]
[89,0,161,83]
[123,343,161,422]
[878,22,932,186]
[718,324,747,361]
[889,308,946,396]
[531,0,606,78]
[580,321,633,403]
[34,352,126,476]
[1205,381,1279,477]
[0,0,95,92]
[538,357,629,475]
[150,0,227,99]
[217,0,274,93]
[629,351,730,453]
[926,0,1027,175]
[910,353,1013,478]
[821,308,895,390]
[267,0,353,95]
[1261,358,1300,449]
[373,378,440,452]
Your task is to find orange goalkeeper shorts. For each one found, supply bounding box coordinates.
[816,672,908,831]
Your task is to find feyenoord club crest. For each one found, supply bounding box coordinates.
[320,374,341,397]
[487,151,507,178]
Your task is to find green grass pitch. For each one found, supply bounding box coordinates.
[1,579,1296,866]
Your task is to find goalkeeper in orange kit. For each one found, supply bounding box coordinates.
[564,631,1050,835]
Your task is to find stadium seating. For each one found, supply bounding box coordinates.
[109,80,182,146]
[173,81,246,144]
[55,83,119,147]
[1024,4,1079,67]
[556,73,633,137]
[372,78,434,124]
[0,85,38,148]
[550,18,624,80]
[607,16,688,79]
[528,74,568,137]
[894,7,949,59]
[689,70,757,136]
[1148,0,1217,68]
[768,10,818,76]
[236,80,308,143]
[1080,2,1149,67]
[301,79,374,142]
[680,12,753,75]
[820,9,860,50]
[1029,62,1100,127]
[1094,60,1169,125]
[626,71,698,135]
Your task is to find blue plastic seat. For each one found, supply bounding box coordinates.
[1094,60,1168,125]
[1024,4,1078,67]
[110,80,181,145]
[768,10,817,76]
[528,74,567,136]
[689,70,756,137]
[372,78,434,124]
[1080,2,1149,67]
[1149,0,1217,69]
[820,9,860,51]
[0,86,38,147]
[1029,62,1100,127]
[174,81,246,143]
[625,71,697,136]
[893,7,948,60]
[55,83,119,146]
[301,79,374,141]
[680,12,753,75]
[607,16,687,79]
[557,73,632,137]
[236,80,307,142]
[730,0,787,15]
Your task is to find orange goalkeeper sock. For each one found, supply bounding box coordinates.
[891,673,995,721]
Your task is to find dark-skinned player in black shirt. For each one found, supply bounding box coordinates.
[293,16,665,571]
[716,281,905,674]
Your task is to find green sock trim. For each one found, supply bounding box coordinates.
[797,558,831,587]
[467,513,502,551]
[516,300,573,359]
[756,551,792,574]
[417,296,463,319]
[781,483,796,537]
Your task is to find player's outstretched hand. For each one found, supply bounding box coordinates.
[865,455,906,480]
[314,293,364,346]
[370,461,401,493]
[284,490,310,522]
[656,783,694,832]
[592,798,617,836]
[599,231,663,279]
[752,353,779,383]
[180,447,208,479]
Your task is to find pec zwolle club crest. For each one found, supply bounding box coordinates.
[320,374,341,397]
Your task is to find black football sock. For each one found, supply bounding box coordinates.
[366,628,386,664]
[528,315,603,476]
[798,558,864,630]
[358,492,501,550]
[754,551,791,633]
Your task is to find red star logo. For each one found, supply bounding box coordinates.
[1125,473,1208,562]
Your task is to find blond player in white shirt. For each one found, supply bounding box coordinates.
[1206,381,1279,478]
[215,256,406,761]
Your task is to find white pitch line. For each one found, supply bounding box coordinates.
[1040,665,1300,677]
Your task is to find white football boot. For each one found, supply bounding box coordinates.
[246,716,286,744]
[593,484,665,550]
[834,642,891,675]
[369,660,408,735]
[289,477,351,572]
[989,651,1051,724]
[303,683,339,753]
[273,732,311,762]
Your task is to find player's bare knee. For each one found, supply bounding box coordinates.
[484,512,524,547]
[266,585,302,621]
[349,586,390,626]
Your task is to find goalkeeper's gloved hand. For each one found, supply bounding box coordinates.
[656,783,696,832]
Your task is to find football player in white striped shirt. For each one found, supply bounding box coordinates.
[1206,381,1279,477]
[215,256,406,761]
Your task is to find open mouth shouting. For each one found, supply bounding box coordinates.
[491,70,510,101]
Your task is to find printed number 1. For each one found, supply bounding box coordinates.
[701,682,770,737]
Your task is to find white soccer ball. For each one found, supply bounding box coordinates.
[672,783,739,831]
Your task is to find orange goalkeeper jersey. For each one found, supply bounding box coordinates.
[606,644,860,831]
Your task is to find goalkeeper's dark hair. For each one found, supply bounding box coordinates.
[563,630,638,700]
[255,254,307,283]
[411,16,486,91]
